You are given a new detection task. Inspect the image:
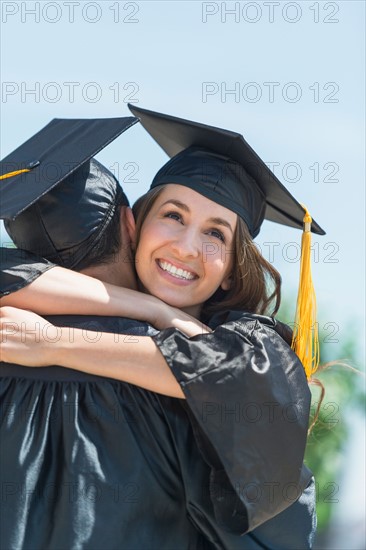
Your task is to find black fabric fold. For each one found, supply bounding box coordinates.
[0,247,55,296]
[153,313,312,533]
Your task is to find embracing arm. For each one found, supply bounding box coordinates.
[1,247,100,313]
[60,331,185,398]
[0,306,184,398]
[2,264,164,320]
[55,327,185,398]
[0,249,207,336]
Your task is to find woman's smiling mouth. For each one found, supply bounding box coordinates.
[157,260,197,281]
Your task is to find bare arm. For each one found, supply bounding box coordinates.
[2,266,128,313]
[0,266,208,337]
[60,332,184,398]
[0,307,184,398]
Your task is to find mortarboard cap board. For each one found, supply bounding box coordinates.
[0,117,138,267]
[128,104,325,238]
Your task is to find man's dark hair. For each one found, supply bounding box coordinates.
[75,186,129,271]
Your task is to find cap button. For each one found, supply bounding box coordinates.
[27,160,40,169]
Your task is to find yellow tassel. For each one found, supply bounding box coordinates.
[0,168,31,181]
[291,206,320,380]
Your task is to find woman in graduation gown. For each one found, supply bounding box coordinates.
[0,108,319,548]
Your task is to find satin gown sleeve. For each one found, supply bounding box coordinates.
[152,311,313,534]
[0,247,55,296]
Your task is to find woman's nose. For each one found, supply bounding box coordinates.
[171,229,200,258]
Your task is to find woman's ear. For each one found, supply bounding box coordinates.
[220,273,232,291]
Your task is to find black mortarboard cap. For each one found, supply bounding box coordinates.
[128,104,325,237]
[0,117,138,267]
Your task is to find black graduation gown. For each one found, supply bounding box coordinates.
[1,316,218,549]
[0,249,316,548]
[153,310,314,531]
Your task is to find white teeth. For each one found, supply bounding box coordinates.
[159,261,195,280]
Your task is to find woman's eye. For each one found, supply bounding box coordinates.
[164,211,182,222]
[209,229,225,242]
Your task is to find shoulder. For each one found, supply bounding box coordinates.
[210,310,310,390]
[210,310,290,344]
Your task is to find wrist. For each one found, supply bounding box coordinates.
[124,290,164,326]
[48,326,73,368]
[144,295,167,326]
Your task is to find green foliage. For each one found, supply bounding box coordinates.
[305,374,350,532]
[277,301,365,533]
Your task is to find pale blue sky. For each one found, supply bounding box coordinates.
[1,2,364,364]
[1,1,365,544]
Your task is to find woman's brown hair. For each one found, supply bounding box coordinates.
[133,186,281,319]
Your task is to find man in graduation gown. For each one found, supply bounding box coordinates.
[0,116,316,549]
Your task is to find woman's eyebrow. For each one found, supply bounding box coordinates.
[207,217,234,233]
[161,199,190,212]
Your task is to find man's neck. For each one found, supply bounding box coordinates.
[80,262,137,290]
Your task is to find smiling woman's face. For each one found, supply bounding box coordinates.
[135,184,237,317]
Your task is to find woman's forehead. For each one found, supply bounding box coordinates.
[155,184,238,224]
